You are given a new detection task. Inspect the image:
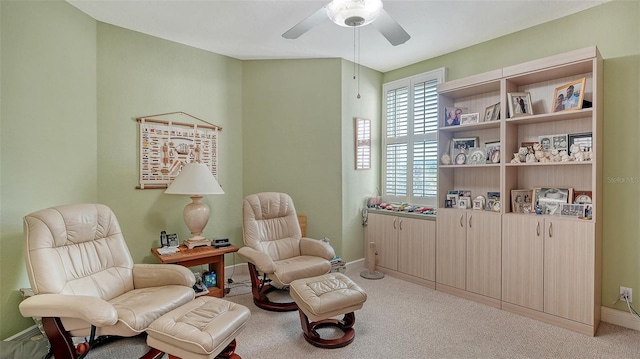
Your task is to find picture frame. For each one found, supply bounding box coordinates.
[508,92,533,118]
[485,141,501,163]
[484,103,500,122]
[461,112,480,125]
[520,141,537,155]
[444,106,468,127]
[553,77,586,112]
[457,197,471,209]
[473,195,486,210]
[559,203,586,217]
[533,187,573,215]
[454,152,467,165]
[467,147,487,165]
[445,199,453,208]
[446,193,458,207]
[573,190,593,204]
[450,137,479,156]
[568,132,593,151]
[511,189,533,214]
[538,134,568,152]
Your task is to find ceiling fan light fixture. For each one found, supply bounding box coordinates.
[326,0,383,27]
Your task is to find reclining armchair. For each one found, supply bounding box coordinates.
[19,203,196,359]
[238,192,336,311]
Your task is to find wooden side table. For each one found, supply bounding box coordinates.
[151,245,239,298]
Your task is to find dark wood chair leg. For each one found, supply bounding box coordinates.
[298,310,356,349]
[247,263,297,312]
[42,317,79,359]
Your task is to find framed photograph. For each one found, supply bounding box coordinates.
[446,193,458,207]
[491,200,501,212]
[533,187,573,215]
[511,189,533,214]
[485,102,500,121]
[487,191,500,200]
[560,203,586,217]
[473,195,486,210]
[553,77,586,112]
[444,106,467,127]
[467,147,487,165]
[568,132,593,151]
[445,199,453,208]
[458,197,471,209]
[538,134,568,152]
[485,141,501,163]
[451,137,479,156]
[573,190,593,204]
[461,112,480,125]
[454,152,467,165]
[508,92,533,118]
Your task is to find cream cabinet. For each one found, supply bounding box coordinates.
[435,46,602,335]
[364,212,436,287]
[502,215,597,333]
[436,209,501,306]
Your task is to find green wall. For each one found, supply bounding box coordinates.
[242,59,344,250]
[0,0,98,337]
[96,23,244,265]
[385,0,640,313]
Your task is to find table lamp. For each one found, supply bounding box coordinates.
[165,163,224,249]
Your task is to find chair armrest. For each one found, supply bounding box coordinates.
[238,247,275,273]
[19,294,118,327]
[300,237,336,260]
[133,264,196,288]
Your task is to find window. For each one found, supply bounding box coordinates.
[382,68,445,206]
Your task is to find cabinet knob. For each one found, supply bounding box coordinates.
[399,219,403,230]
[468,215,472,228]
[548,222,553,238]
[393,218,397,229]
[536,221,540,236]
[460,214,464,227]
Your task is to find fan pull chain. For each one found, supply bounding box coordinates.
[353,26,361,99]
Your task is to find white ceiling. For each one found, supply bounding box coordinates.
[67,0,609,73]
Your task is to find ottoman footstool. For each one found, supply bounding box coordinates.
[290,273,367,349]
[146,296,250,359]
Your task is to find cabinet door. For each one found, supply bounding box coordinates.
[436,209,466,289]
[502,215,544,311]
[466,211,502,299]
[544,219,595,324]
[365,213,398,270]
[398,218,436,281]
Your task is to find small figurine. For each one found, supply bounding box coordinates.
[550,148,562,162]
[560,150,571,162]
[441,153,451,165]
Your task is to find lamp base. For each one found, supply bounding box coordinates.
[185,237,211,249]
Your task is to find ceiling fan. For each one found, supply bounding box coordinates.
[282,0,411,46]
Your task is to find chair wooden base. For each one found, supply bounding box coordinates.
[43,317,165,359]
[165,339,240,359]
[298,310,356,349]
[247,263,298,312]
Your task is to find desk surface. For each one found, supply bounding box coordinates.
[151,244,239,264]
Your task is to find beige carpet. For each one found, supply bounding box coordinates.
[87,261,640,359]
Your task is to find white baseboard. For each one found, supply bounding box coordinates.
[4,325,41,342]
[601,306,640,331]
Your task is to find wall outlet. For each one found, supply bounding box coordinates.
[620,286,633,303]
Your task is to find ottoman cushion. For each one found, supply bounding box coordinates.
[290,273,367,322]
[146,296,250,359]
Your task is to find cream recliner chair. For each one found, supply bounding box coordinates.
[19,203,196,359]
[238,192,336,311]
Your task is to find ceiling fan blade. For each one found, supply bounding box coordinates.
[282,6,328,39]
[373,9,410,46]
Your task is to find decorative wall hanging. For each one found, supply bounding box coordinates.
[136,112,222,189]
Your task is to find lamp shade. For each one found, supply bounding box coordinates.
[327,0,383,27]
[165,163,224,195]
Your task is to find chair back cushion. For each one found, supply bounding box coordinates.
[242,192,302,261]
[23,203,135,300]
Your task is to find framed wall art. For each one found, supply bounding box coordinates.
[137,113,221,189]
